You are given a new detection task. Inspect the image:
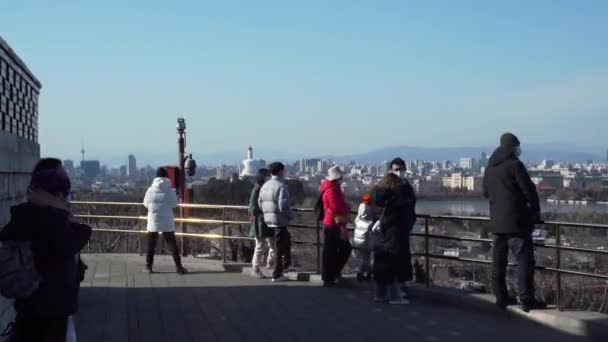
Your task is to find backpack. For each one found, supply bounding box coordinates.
[0,240,41,299]
[314,193,325,223]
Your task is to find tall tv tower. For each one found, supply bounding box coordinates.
[80,141,86,161]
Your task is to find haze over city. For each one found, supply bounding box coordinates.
[1,0,607,163]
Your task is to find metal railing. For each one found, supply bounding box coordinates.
[71,201,608,311]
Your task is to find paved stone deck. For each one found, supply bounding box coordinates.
[77,254,591,342]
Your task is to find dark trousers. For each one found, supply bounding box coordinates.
[11,313,67,342]
[272,227,291,279]
[396,231,413,283]
[146,232,182,267]
[492,233,535,302]
[322,226,352,282]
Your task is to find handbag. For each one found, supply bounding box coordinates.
[333,214,349,225]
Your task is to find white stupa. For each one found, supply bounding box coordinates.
[240,146,264,179]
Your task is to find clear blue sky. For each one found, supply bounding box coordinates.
[2,0,607,164]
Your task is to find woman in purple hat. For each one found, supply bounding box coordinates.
[0,158,92,342]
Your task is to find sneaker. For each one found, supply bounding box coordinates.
[143,266,153,274]
[521,299,547,313]
[272,276,289,282]
[389,299,410,305]
[176,266,188,275]
[496,296,518,310]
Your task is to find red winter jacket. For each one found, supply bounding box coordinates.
[320,180,351,227]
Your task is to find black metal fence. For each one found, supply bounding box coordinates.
[72,201,608,311]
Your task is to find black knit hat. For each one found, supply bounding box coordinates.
[500,133,521,148]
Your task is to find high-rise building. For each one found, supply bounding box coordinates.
[317,160,329,175]
[459,158,475,170]
[479,152,488,171]
[63,160,75,174]
[541,160,555,169]
[81,160,101,179]
[1,36,42,226]
[217,164,229,180]
[127,154,137,178]
[299,159,307,174]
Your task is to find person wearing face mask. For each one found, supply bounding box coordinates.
[258,162,294,282]
[388,158,417,298]
[319,165,352,287]
[370,159,416,305]
[372,158,416,298]
[248,168,275,278]
[483,133,546,313]
[0,158,92,342]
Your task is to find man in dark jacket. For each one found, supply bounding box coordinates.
[483,133,546,312]
[0,158,92,341]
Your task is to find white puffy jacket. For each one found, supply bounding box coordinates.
[353,203,375,247]
[143,177,178,232]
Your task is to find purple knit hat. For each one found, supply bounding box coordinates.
[30,168,71,195]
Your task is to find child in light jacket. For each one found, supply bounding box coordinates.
[353,194,375,281]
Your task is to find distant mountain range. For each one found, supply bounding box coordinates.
[326,143,606,165]
[93,142,606,167]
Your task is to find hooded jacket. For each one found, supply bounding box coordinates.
[353,202,375,247]
[320,180,351,227]
[143,177,178,232]
[0,192,92,317]
[483,146,540,234]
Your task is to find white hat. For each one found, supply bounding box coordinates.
[326,165,344,181]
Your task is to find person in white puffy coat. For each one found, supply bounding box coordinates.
[353,194,375,282]
[142,168,187,274]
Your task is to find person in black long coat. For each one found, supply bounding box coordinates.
[371,168,415,305]
[386,158,417,295]
[483,133,546,312]
[0,158,92,342]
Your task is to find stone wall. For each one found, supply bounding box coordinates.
[0,130,39,339]
[0,130,39,225]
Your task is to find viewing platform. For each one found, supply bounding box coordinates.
[1,201,607,341]
[76,253,600,342]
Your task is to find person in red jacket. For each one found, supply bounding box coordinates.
[320,165,352,287]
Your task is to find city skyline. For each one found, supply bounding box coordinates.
[2,1,607,159]
[58,141,607,169]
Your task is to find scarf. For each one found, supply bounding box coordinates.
[27,190,70,212]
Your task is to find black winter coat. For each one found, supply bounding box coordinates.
[0,203,92,317]
[483,147,540,235]
[371,180,416,282]
[372,180,417,253]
